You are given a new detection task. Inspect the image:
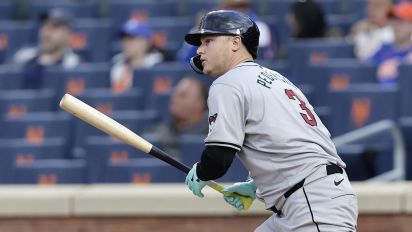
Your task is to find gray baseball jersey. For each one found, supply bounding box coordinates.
[204,62,346,209]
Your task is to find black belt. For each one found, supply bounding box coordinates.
[270,164,343,214]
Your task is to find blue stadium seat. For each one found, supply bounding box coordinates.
[76,88,144,113]
[0,137,67,183]
[180,134,204,167]
[328,84,400,136]
[399,117,412,180]
[148,17,193,58]
[287,39,355,84]
[183,0,218,16]
[148,92,172,122]
[108,0,177,29]
[0,112,73,143]
[43,63,111,96]
[266,0,341,15]
[9,159,86,184]
[104,158,184,183]
[0,1,15,20]
[258,15,279,56]
[399,64,412,117]
[71,19,112,62]
[73,110,158,153]
[256,60,290,80]
[83,136,162,183]
[183,0,261,16]
[327,14,358,36]
[133,62,194,109]
[29,0,99,19]
[337,144,393,181]
[351,0,368,20]
[134,62,213,121]
[0,89,55,117]
[0,65,24,89]
[262,0,342,39]
[263,0,293,17]
[309,59,377,107]
[0,21,35,63]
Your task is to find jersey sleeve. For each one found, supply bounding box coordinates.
[205,83,245,151]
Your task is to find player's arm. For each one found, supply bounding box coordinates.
[185,83,245,198]
[196,145,237,181]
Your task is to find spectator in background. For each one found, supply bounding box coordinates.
[351,0,394,61]
[278,0,335,58]
[111,19,164,93]
[220,0,275,59]
[368,1,412,85]
[13,8,81,89]
[177,0,275,61]
[286,0,328,39]
[143,77,209,156]
[176,12,205,62]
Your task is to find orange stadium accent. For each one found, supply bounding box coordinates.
[66,79,85,95]
[0,34,8,50]
[110,151,130,164]
[131,10,149,21]
[351,98,371,128]
[330,74,350,90]
[95,103,113,114]
[132,173,151,184]
[15,154,34,165]
[8,105,27,118]
[69,33,87,50]
[152,32,168,48]
[25,126,45,144]
[153,76,172,94]
[309,52,329,64]
[38,174,57,185]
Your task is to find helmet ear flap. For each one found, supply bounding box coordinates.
[190,55,204,74]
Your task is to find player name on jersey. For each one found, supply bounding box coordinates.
[257,69,296,89]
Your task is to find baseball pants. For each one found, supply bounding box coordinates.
[255,165,358,232]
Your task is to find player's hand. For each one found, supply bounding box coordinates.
[222,180,256,210]
[185,163,207,198]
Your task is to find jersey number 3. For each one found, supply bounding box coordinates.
[285,89,317,126]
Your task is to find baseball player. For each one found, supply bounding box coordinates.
[184,10,358,232]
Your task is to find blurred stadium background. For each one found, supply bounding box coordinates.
[0,0,411,231]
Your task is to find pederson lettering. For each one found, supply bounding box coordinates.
[257,69,297,89]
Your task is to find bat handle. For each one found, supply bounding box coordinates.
[207,180,254,210]
[150,148,253,210]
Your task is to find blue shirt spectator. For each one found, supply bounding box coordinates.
[369,44,412,84]
[368,2,412,85]
[111,18,164,92]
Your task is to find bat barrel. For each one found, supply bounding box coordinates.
[59,94,153,153]
[59,93,190,173]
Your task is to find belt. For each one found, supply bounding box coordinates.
[269,163,343,214]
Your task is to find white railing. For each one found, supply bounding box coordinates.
[333,120,406,181]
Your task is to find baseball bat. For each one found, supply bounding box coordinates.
[59,94,253,210]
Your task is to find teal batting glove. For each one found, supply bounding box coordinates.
[222,180,256,210]
[185,163,207,198]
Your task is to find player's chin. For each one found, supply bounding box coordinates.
[203,67,219,78]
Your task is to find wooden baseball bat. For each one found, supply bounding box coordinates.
[59,94,253,210]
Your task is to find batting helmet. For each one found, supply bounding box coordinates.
[185,10,260,59]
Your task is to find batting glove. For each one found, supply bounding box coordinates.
[222,180,256,210]
[185,163,207,198]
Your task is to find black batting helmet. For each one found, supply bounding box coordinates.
[185,10,260,59]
